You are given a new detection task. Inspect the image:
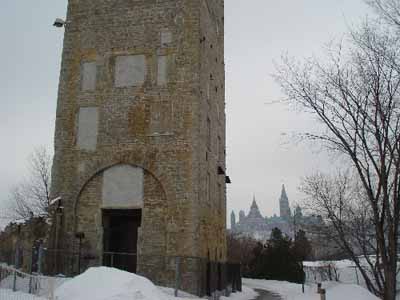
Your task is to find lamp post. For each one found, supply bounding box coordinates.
[75,232,85,274]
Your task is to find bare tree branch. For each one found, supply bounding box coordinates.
[275,18,400,300]
[2,147,52,221]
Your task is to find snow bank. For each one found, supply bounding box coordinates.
[243,278,380,300]
[158,286,198,299]
[303,259,355,268]
[220,286,258,300]
[327,284,379,300]
[243,278,312,297]
[0,289,45,300]
[55,267,169,300]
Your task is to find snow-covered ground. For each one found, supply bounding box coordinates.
[304,258,400,299]
[0,289,45,300]
[0,267,258,300]
[243,278,379,300]
[221,287,259,300]
[55,267,202,300]
[0,266,386,300]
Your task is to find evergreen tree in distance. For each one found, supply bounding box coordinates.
[249,228,307,283]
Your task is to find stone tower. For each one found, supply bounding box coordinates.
[279,184,291,220]
[230,211,236,229]
[48,0,226,295]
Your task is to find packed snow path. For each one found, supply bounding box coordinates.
[253,289,282,300]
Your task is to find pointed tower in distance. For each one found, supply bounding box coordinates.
[231,211,236,230]
[248,195,263,219]
[279,184,291,220]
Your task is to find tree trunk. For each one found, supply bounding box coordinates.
[383,269,396,300]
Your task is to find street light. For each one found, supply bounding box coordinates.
[53,18,66,28]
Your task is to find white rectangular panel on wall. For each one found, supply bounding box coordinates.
[77,107,98,151]
[161,30,173,46]
[102,165,144,208]
[81,62,97,91]
[151,101,172,134]
[157,56,168,86]
[115,55,146,87]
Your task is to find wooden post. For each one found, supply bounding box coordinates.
[38,242,44,274]
[49,277,55,300]
[174,257,181,297]
[320,288,326,300]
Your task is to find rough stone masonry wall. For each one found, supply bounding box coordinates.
[196,0,227,263]
[49,0,226,295]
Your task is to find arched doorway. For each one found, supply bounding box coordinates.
[101,164,144,272]
[75,163,168,275]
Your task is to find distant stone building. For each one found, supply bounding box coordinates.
[231,197,270,240]
[47,0,227,296]
[231,185,322,241]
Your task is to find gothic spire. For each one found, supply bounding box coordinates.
[251,194,258,209]
[230,211,236,229]
[279,184,291,220]
[249,195,263,219]
[281,184,288,200]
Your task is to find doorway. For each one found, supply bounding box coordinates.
[102,209,142,273]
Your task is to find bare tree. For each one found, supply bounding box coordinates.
[366,0,400,28]
[3,147,52,220]
[227,232,258,276]
[301,172,385,293]
[274,16,400,300]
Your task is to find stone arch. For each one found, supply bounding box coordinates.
[73,163,168,270]
[73,162,167,218]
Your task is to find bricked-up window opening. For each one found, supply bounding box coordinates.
[102,209,142,273]
[151,102,172,134]
[81,61,97,91]
[157,56,168,86]
[77,107,98,151]
[102,165,144,208]
[114,55,146,87]
[160,30,172,46]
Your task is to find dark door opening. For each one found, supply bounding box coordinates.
[102,209,142,273]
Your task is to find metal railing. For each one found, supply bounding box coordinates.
[0,264,68,300]
[1,243,242,299]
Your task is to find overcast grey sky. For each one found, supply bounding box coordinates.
[0,1,371,228]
